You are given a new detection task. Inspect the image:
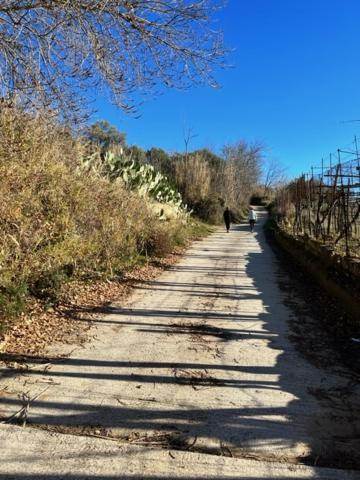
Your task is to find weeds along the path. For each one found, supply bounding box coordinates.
[0,108,205,345]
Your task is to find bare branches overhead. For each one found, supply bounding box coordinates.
[0,1,226,118]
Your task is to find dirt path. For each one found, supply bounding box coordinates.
[1,209,359,479]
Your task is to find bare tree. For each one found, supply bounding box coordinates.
[263,158,288,195]
[0,1,226,119]
[222,141,263,207]
[183,125,198,158]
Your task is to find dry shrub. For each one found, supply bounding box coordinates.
[142,220,185,257]
[175,153,211,206]
[0,108,182,319]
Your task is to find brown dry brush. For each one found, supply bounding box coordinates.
[175,153,211,207]
[154,142,264,224]
[0,107,184,326]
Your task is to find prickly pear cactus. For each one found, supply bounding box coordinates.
[81,151,187,220]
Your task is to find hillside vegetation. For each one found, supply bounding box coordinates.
[86,121,264,224]
[0,3,268,349]
[0,111,264,333]
[0,110,192,328]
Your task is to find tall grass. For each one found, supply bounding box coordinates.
[0,108,186,323]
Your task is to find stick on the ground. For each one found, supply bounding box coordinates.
[1,386,50,425]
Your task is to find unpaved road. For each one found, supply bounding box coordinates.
[1,209,360,479]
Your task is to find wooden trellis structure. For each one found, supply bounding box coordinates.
[275,137,360,257]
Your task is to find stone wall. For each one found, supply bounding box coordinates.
[272,226,360,331]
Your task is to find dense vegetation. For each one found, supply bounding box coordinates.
[0,110,265,331]
[0,112,180,325]
[0,1,268,333]
[87,121,264,223]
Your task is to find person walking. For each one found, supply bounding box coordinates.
[248,207,257,232]
[223,207,231,233]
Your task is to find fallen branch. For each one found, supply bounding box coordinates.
[1,386,50,425]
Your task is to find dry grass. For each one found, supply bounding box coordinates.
[0,108,187,328]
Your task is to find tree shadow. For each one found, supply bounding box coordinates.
[1,212,358,474]
[0,475,329,480]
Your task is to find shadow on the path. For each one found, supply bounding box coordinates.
[1,213,358,473]
[0,475,325,480]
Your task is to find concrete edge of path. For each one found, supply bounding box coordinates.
[1,425,359,479]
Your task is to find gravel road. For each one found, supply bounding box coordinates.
[1,208,359,479]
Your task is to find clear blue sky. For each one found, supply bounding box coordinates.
[92,0,360,177]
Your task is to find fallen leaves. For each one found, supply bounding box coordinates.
[0,249,183,359]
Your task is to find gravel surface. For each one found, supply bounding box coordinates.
[1,208,359,478]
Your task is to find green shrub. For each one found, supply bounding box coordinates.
[192,196,224,224]
[0,283,28,324]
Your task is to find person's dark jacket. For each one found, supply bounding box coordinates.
[223,209,231,224]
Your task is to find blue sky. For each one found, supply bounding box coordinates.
[92,0,360,177]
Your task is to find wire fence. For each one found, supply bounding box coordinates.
[275,137,360,257]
